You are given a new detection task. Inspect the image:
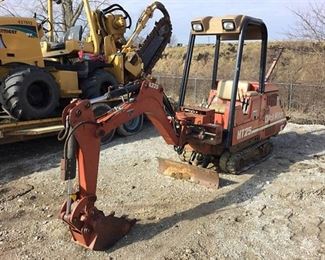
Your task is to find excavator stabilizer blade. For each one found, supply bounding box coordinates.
[157,158,219,188]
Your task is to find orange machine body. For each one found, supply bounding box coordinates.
[59,79,286,250]
[59,14,287,250]
[178,81,286,156]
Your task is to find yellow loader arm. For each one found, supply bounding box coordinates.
[123,1,172,74]
[123,2,169,51]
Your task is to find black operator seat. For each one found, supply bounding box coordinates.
[47,25,83,51]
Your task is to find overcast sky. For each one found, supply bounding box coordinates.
[117,0,319,43]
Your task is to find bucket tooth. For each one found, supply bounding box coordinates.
[61,203,136,251]
[71,213,136,250]
[157,157,219,188]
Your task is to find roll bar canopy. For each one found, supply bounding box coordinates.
[191,15,267,41]
[178,15,268,148]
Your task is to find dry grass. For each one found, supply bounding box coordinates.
[153,41,325,124]
[154,41,325,82]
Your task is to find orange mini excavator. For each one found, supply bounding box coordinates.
[59,15,287,250]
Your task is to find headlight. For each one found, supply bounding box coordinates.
[222,21,235,31]
[192,23,203,32]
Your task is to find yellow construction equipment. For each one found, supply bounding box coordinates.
[0,0,172,143]
[0,0,172,122]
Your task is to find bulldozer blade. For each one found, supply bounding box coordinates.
[157,158,219,188]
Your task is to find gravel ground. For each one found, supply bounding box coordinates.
[0,122,324,259]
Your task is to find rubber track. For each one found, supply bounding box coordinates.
[226,141,273,174]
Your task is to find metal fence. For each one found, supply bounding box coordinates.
[154,74,325,124]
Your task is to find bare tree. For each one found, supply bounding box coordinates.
[0,0,110,37]
[0,0,24,16]
[60,0,84,31]
[39,0,110,35]
[288,1,325,83]
[289,1,325,42]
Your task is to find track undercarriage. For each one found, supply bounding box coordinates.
[180,140,274,174]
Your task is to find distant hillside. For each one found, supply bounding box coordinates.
[153,41,325,124]
[153,41,325,84]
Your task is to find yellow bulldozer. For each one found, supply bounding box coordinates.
[0,0,172,135]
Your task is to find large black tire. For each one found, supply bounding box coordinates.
[80,70,118,99]
[92,103,115,144]
[81,70,144,137]
[0,67,60,120]
[116,114,144,136]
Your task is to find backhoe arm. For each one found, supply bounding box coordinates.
[59,80,179,250]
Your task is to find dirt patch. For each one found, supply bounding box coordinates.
[0,123,324,259]
[0,183,34,203]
